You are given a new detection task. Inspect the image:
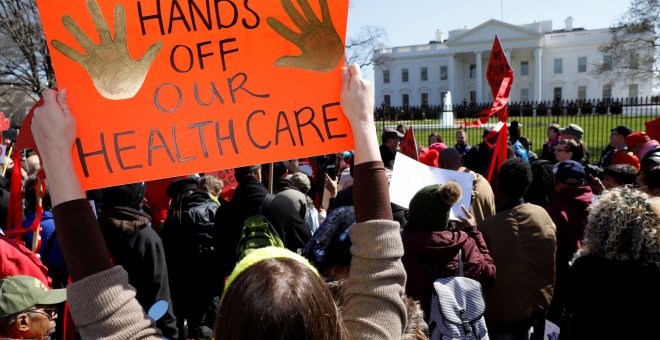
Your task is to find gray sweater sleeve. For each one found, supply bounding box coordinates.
[67,266,162,340]
[342,219,408,339]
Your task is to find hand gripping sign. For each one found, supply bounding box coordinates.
[35,0,352,190]
[463,36,514,182]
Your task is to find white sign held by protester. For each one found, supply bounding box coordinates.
[390,153,473,219]
[0,144,6,165]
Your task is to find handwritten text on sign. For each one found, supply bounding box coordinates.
[37,0,352,189]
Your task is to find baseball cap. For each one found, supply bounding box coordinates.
[560,124,584,140]
[382,128,404,140]
[555,160,586,185]
[289,172,311,193]
[611,125,633,137]
[234,164,261,175]
[0,276,66,317]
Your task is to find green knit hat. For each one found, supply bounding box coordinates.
[408,182,462,231]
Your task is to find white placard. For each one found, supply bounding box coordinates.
[389,153,473,219]
[544,319,560,340]
[0,144,6,166]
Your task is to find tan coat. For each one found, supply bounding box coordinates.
[478,203,557,325]
[459,167,496,223]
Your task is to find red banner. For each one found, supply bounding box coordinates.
[464,35,514,182]
[399,126,418,161]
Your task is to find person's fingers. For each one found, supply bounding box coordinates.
[56,89,73,117]
[348,64,361,81]
[40,89,57,106]
[341,66,349,91]
[460,205,470,216]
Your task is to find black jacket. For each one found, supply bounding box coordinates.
[564,255,660,339]
[215,179,269,276]
[161,191,219,334]
[99,206,178,338]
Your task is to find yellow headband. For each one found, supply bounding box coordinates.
[223,247,319,298]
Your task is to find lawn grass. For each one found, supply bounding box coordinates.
[376,114,655,164]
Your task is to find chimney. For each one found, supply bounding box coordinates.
[564,16,573,31]
[435,29,444,42]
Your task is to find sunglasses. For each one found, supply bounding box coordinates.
[555,148,568,152]
[28,306,57,321]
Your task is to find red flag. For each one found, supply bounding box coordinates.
[645,117,660,142]
[399,127,419,161]
[0,112,9,132]
[463,36,514,182]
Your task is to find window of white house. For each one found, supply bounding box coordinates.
[440,66,448,80]
[421,93,429,106]
[383,95,391,106]
[402,69,409,82]
[630,53,640,69]
[520,61,529,76]
[421,67,428,81]
[629,84,639,98]
[520,88,529,101]
[402,94,409,107]
[577,86,587,100]
[554,58,563,74]
[602,84,612,99]
[603,55,613,70]
[554,87,562,100]
[469,64,476,79]
[441,92,447,106]
[383,70,390,83]
[578,57,587,73]
[470,90,477,102]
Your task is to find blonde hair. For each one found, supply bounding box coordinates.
[581,187,660,263]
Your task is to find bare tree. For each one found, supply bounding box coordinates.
[345,26,390,69]
[0,0,55,98]
[594,0,659,83]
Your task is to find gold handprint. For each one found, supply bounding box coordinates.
[268,0,344,73]
[51,0,162,100]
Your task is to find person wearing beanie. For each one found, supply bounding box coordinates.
[401,182,496,319]
[625,131,660,171]
[99,183,178,338]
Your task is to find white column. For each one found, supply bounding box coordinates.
[448,53,457,101]
[475,51,483,102]
[534,47,543,101]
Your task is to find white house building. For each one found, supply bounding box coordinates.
[373,18,654,107]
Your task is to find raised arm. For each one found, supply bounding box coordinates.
[340,65,407,339]
[32,89,160,339]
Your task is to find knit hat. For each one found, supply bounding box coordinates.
[102,182,146,209]
[428,142,447,155]
[625,131,650,149]
[419,149,439,167]
[407,182,462,231]
[0,276,66,317]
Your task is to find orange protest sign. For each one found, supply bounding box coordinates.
[399,126,418,161]
[36,0,353,190]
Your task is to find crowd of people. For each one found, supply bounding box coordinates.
[0,65,658,340]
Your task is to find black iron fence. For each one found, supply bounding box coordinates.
[374,97,660,164]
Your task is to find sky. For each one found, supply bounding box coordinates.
[345,0,633,79]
